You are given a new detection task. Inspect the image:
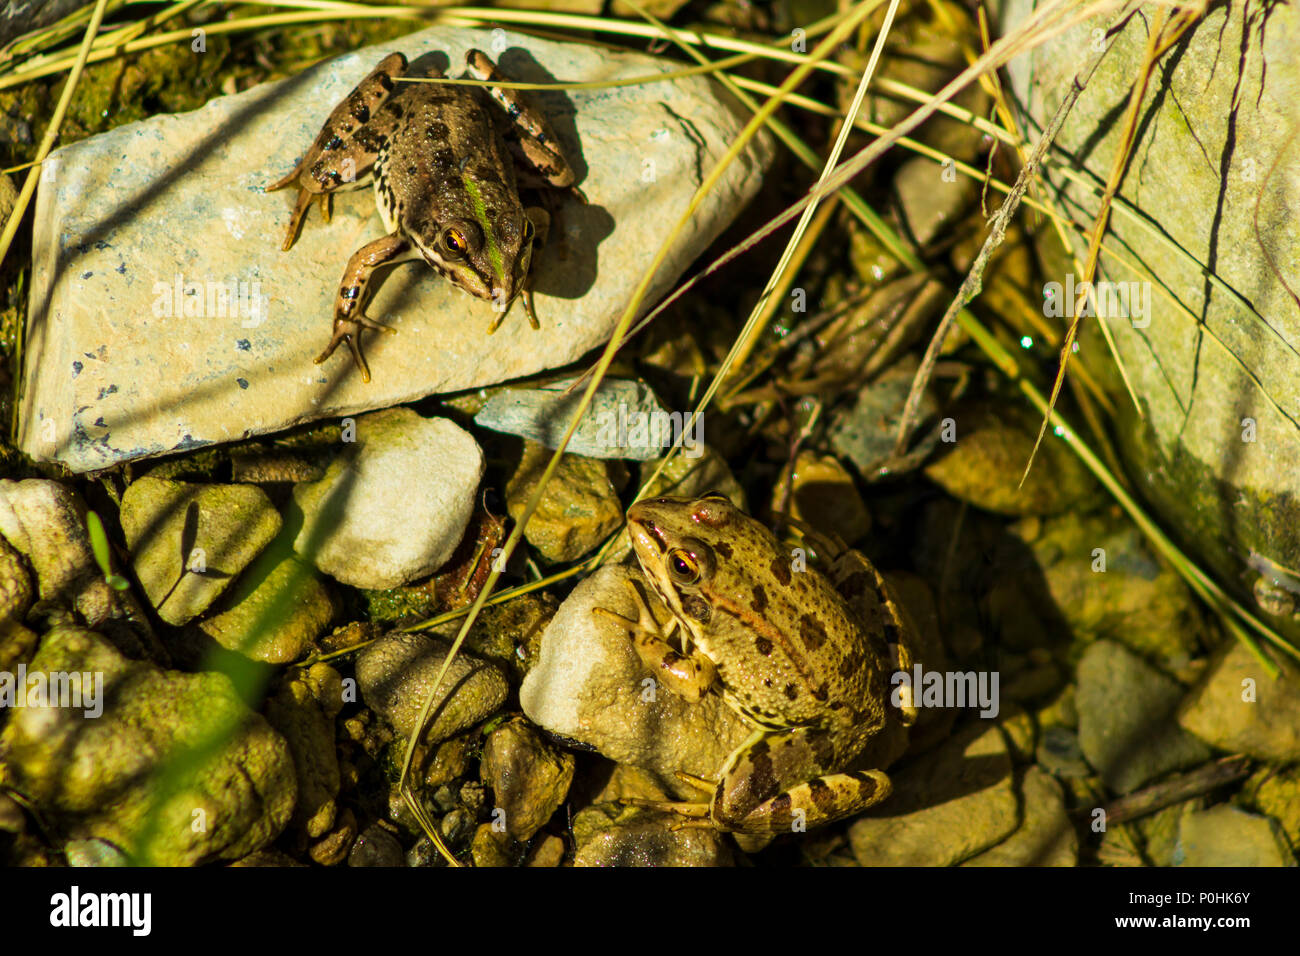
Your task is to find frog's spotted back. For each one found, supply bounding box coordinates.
[266,49,580,381]
[614,494,921,833]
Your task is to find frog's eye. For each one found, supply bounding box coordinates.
[666,540,715,585]
[442,226,470,258]
[667,549,699,584]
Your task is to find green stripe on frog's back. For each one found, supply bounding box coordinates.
[460,174,505,286]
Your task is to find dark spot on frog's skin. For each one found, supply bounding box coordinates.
[661,650,682,668]
[325,135,343,151]
[433,149,456,169]
[799,613,828,651]
[682,595,711,623]
[784,683,799,700]
[808,778,836,812]
[770,557,792,586]
[236,339,251,351]
[407,164,418,176]
[354,128,383,152]
[848,771,881,798]
[751,584,768,613]
[712,540,732,560]
[383,102,404,120]
[81,271,92,279]
[755,636,773,656]
[768,792,793,823]
[838,655,858,679]
[474,166,504,188]
[378,74,395,92]
[762,678,773,687]
[96,385,117,400]
[426,121,450,142]
[838,570,869,598]
[93,417,106,427]
[116,263,126,275]
[812,682,829,702]
[351,103,370,124]
[236,378,249,389]
[744,742,778,800]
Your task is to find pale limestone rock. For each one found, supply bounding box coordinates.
[21,25,771,472]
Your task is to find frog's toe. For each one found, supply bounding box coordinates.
[315,315,395,382]
[621,796,712,821]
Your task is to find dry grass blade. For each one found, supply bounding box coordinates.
[892,0,1140,458]
[1020,2,1203,486]
[393,0,883,865]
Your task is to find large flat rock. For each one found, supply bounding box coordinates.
[21,25,770,472]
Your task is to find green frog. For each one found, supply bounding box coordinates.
[267,49,581,382]
[598,493,919,833]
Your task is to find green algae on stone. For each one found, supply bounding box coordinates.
[264,674,340,839]
[195,542,334,664]
[120,477,282,625]
[999,0,1300,647]
[0,626,296,866]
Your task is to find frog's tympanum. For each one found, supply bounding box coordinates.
[600,493,919,833]
[267,50,580,381]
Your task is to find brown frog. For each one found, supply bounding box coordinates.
[598,493,919,833]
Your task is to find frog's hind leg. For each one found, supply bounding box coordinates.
[592,577,717,703]
[266,51,409,250]
[711,728,893,833]
[465,49,584,201]
[315,232,412,382]
[827,553,919,726]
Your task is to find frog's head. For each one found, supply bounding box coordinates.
[625,492,746,620]
[408,187,534,314]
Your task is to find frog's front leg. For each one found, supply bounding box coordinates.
[593,577,717,702]
[315,232,412,382]
[465,49,583,197]
[709,728,893,833]
[266,51,409,251]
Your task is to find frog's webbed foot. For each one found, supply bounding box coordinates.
[314,314,395,384]
[318,232,409,382]
[592,577,717,702]
[619,797,714,830]
[269,186,315,252]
